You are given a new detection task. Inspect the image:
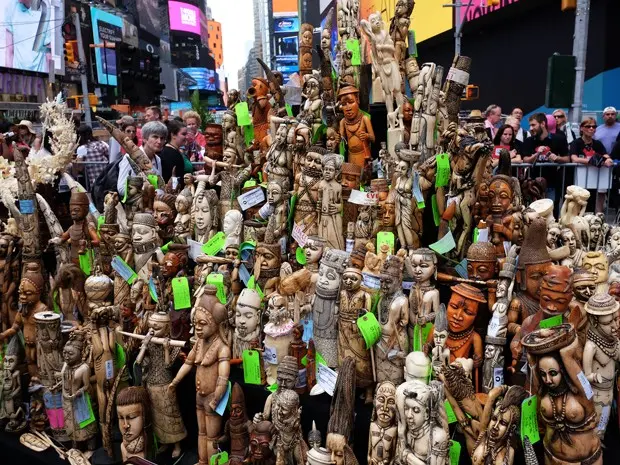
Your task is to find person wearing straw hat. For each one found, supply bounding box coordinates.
[16,120,38,148]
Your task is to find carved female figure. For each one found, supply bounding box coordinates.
[265,123,293,184]
[486,175,515,258]
[393,160,421,253]
[264,179,289,247]
[193,175,220,243]
[174,187,193,243]
[368,381,398,465]
[317,154,344,250]
[293,146,326,237]
[406,248,440,334]
[0,336,26,432]
[338,86,375,173]
[116,386,152,462]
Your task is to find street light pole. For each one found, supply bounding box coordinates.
[72,9,92,125]
[568,0,590,125]
[445,1,474,56]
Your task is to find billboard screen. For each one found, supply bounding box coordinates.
[0,0,64,74]
[181,67,218,91]
[273,16,300,34]
[460,0,519,23]
[91,6,123,86]
[136,0,161,38]
[169,1,201,36]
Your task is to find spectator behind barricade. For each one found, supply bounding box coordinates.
[595,106,620,153]
[76,125,110,189]
[484,104,502,139]
[109,115,139,163]
[145,106,162,122]
[493,124,522,166]
[546,114,556,134]
[553,109,576,145]
[161,119,189,185]
[117,121,165,198]
[522,113,569,164]
[183,110,206,163]
[570,117,612,213]
[510,107,529,142]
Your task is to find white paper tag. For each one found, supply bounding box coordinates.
[402,281,413,290]
[429,230,456,254]
[446,67,470,86]
[263,346,278,365]
[413,172,424,203]
[577,371,594,400]
[363,273,381,289]
[503,241,511,257]
[105,359,114,380]
[493,367,504,387]
[317,363,337,396]
[521,362,528,374]
[477,228,489,242]
[111,256,135,283]
[172,177,179,190]
[292,222,308,247]
[296,368,307,388]
[598,405,610,431]
[487,317,500,337]
[348,189,379,205]
[187,239,204,261]
[237,187,265,211]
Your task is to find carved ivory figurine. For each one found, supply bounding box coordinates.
[219,383,252,465]
[560,225,586,269]
[317,154,345,250]
[169,286,231,465]
[0,335,26,432]
[583,293,619,437]
[338,86,375,174]
[293,146,326,237]
[406,248,440,338]
[368,381,398,465]
[393,159,421,253]
[116,386,152,462]
[486,174,515,258]
[376,254,409,384]
[263,293,295,385]
[313,249,349,368]
[174,187,193,243]
[522,325,602,465]
[583,251,610,294]
[233,288,262,359]
[431,304,450,374]
[395,381,449,465]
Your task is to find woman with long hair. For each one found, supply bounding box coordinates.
[493,124,522,164]
[160,119,189,184]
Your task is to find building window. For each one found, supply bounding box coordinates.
[209,25,213,30]
[216,34,218,39]
[219,54,222,59]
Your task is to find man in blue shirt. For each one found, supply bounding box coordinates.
[4,0,51,72]
[595,107,620,153]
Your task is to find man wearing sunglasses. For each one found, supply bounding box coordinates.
[552,110,576,145]
[595,106,620,153]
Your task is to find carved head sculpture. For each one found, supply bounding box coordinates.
[222,111,237,131]
[19,264,44,306]
[194,188,219,235]
[99,223,120,249]
[517,218,552,297]
[227,89,240,108]
[409,247,437,284]
[337,86,361,122]
[466,242,498,281]
[249,420,276,462]
[3,334,23,372]
[114,233,132,254]
[250,77,269,99]
[317,249,348,293]
[267,179,288,207]
[487,386,528,445]
[154,192,177,228]
[223,210,243,238]
[610,281,620,303]
[193,289,228,341]
[63,329,86,366]
[116,386,150,448]
[511,212,525,246]
[434,304,448,349]
[175,188,193,215]
[305,236,327,267]
[85,269,114,304]
[447,284,486,333]
[326,127,339,152]
[132,213,160,248]
[382,193,396,228]
[394,159,410,179]
[303,74,321,100]
[69,191,90,221]
[585,293,619,339]
[147,311,171,337]
[342,267,363,293]
[571,270,597,303]
[547,222,562,249]
[396,381,444,438]
[222,147,238,165]
[560,225,581,256]
[341,163,362,191]
[266,293,290,328]
[582,251,609,285]
[161,247,184,277]
[380,254,404,295]
[372,381,397,428]
[276,355,299,390]
[235,288,261,339]
[305,146,326,175]
[230,382,249,426]
[255,243,281,277]
[487,175,514,216]
[539,265,572,316]
[404,352,431,383]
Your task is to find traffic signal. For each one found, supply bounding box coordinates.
[487,0,500,5]
[64,40,77,63]
[561,0,576,11]
[545,54,576,108]
[462,85,479,101]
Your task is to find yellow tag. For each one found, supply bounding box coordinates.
[242,350,263,385]
[171,277,191,310]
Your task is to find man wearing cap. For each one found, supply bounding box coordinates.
[595,106,620,153]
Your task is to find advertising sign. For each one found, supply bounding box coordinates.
[136,0,161,38]
[169,1,202,36]
[91,6,123,86]
[460,0,519,23]
[181,67,218,91]
[273,16,300,34]
[0,0,64,73]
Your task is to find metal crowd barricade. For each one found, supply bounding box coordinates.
[511,162,615,216]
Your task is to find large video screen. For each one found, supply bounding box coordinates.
[181,67,217,91]
[136,0,161,38]
[91,6,123,86]
[0,0,64,74]
[169,1,201,36]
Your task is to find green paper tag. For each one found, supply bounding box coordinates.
[207,273,227,304]
[258,171,263,183]
[413,324,431,351]
[377,231,395,255]
[240,240,257,252]
[287,194,298,226]
[161,241,173,253]
[242,350,263,385]
[409,30,418,58]
[301,355,308,367]
[244,179,257,188]
[296,247,307,265]
[357,311,381,349]
[449,440,461,465]
[115,343,126,369]
[316,351,327,368]
[345,38,361,65]
[429,230,456,254]
[285,103,293,117]
[312,124,326,144]
[432,194,440,226]
[147,174,158,188]
[244,124,255,147]
[78,393,96,428]
[78,249,93,276]
[445,400,457,424]
[172,277,191,310]
[52,289,61,314]
[473,227,480,243]
[202,231,226,256]
[247,275,256,290]
[122,178,129,203]
[97,215,104,232]
[210,451,229,465]
[339,139,346,156]
[235,101,252,127]
[267,383,278,392]
[520,395,540,445]
[539,315,563,329]
[435,152,451,187]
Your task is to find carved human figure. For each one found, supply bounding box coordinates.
[406,248,439,338]
[367,381,398,465]
[313,249,348,367]
[169,290,231,465]
[233,289,262,359]
[338,86,375,174]
[338,266,373,396]
[219,383,252,465]
[583,251,609,294]
[208,148,252,219]
[249,420,277,465]
[0,233,19,331]
[560,225,586,270]
[486,175,515,258]
[393,160,421,253]
[223,210,244,250]
[265,123,293,184]
[117,386,151,462]
[264,294,295,385]
[249,77,272,143]
[254,242,282,296]
[132,212,163,282]
[571,270,597,344]
[300,73,323,132]
[174,187,193,243]
[376,254,409,384]
[583,293,619,437]
[317,154,344,250]
[154,192,177,243]
[293,146,326,237]
[431,304,450,374]
[35,311,63,388]
[0,336,26,432]
[522,326,602,465]
[263,180,289,249]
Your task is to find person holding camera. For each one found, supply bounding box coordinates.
[570,117,613,213]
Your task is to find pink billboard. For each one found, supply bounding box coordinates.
[169,1,201,35]
[460,0,519,23]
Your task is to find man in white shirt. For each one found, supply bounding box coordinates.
[117,121,165,196]
[595,106,620,153]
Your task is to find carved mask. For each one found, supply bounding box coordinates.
[256,246,280,270]
[132,224,158,247]
[117,403,145,443]
[583,252,609,284]
[374,382,396,428]
[488,179,513,216]
[447,293,479,333]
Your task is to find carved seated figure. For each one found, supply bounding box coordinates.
[485,175,515,258]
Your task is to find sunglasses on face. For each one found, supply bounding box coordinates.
[553,114,565,119]
[125,129,136,133]
[583,125,596,129]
